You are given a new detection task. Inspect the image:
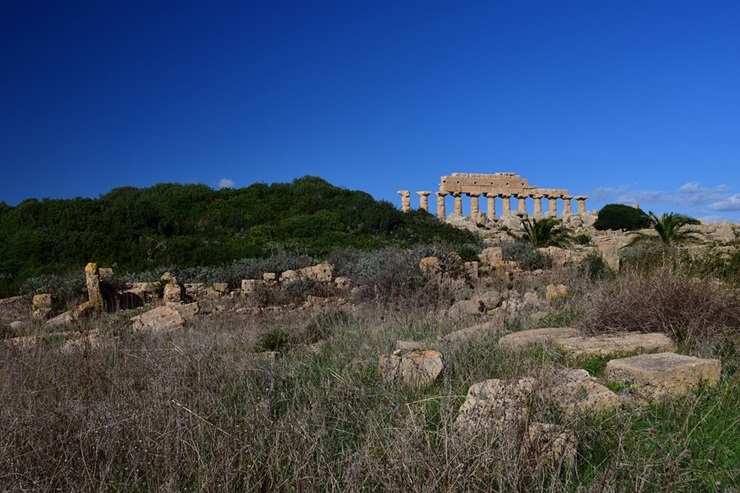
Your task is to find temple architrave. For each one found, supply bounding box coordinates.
[398,172,588,221]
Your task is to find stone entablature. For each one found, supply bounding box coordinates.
[439,172,567,197]
[399,171,590,222]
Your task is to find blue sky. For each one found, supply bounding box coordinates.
[1,1,739,220]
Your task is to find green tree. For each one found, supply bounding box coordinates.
[510,217,573,248]
[629,212,701,246]
[594,204,651,231]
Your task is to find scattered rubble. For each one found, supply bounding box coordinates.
[378,348,444,387]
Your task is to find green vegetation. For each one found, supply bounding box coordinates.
[510,217,572,248]
[594,203,651,231]
[0,177,478,296]
[630,211,701,245]
[502,240,550,271]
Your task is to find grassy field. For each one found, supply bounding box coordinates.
[1,252,738,492]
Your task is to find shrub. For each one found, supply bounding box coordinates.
[501,241,550,271]
[578,251,613,280]
[573,233,592,245]
[594,204,651,231]
[577,265,740,344]
[255,328,290,352]
[619,239,673,272]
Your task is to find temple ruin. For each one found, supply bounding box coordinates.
[398,172,589,221]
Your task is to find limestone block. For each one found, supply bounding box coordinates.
[545,284,569,304]
[84,262,103,310]
[419,256,442,278]
[131,305,185,333]
[525,422,577,470]
[173,302,200,321]
[262,272,278,286]
[541,369,621,416]
[279,270,300,284]
[606,352,721,399]
[455,378,536,435]
[241,279,262,294]
[464,261,479,284]
[378,349,444,388]
[163,282,184,304]
[45,310,74,327]
[32,293,53,320]
[395,340,425,351]
[334,276,352,290]
[555,332,676,360]
[9,320,26,331]
[299,262,334,283]
[479,246,504,267]
[212,282,229,294]
[440,320,501,345]
[447,299,485,317]
[498,327,579,351]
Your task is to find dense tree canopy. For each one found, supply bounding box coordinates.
[594,204,651,231]
[0,177,477,296]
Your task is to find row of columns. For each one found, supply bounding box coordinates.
[397,190,588,220]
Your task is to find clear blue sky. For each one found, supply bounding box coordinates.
[2,1,739,220]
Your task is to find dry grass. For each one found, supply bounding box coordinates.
[1,258,739,491]
[576,264,740,345]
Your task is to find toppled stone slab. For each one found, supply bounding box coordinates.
[555,332,676,360]
[606,352,721,399]
[396,340,425,351]
[131,305,185,333]
[440,320,501,345]
[173,302,200,321]
[45,310,75,327]
[419,256,442,278]
[541,369,621,416]
[447,290,503,317]
[525,422,577,470]
[498,327,579,351]
[455,378,536,435]
[379,349,444,388]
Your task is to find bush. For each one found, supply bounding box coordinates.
[501,241,550,271]
[573,233,592,245]
[255,328,290,352]
[578,265,740,344]
[594,204,651,231]
[619,239,673,272]
[578,251,613,280]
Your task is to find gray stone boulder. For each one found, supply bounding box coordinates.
[540,368,621,416]
[131,305,185,333]
[498,327,579,351]
[606,352,721,400]
[555,332,677,360]
[455,377,536,436]
[378,348,444,388]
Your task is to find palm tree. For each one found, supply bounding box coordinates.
[510,217,573,248]
[628,212,701,246]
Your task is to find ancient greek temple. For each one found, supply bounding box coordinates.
[397,172,588,220]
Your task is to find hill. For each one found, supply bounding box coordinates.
[0,176,477,296]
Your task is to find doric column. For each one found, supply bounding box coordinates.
[561,195,573,218]
[452,193,463,217]
[436,192,447,219]
[468,193,480,220]
[516,194,527,214]
[500,193,511,217]
[546,194,558,218]
[575,195,588,218]
[416,191,431,212]
[485,192,496,220]
[397,190,411,212]
[532,194,543,219]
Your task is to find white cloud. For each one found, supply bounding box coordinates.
[592,182,736,209]
[709,193,740,211]
[218,178,235,189]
